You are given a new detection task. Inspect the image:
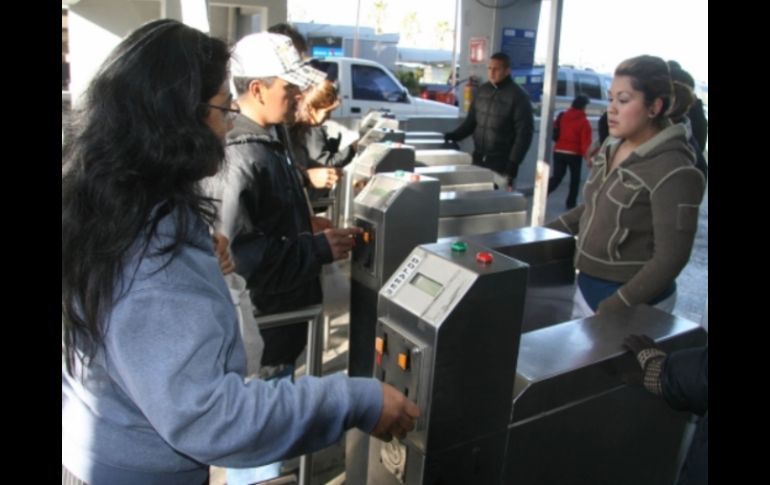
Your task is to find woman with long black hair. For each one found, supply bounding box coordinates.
[62,19,417,485]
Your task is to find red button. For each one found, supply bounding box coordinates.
[376,353,383,366]
[410,174,421,182]
[475,251,493,264]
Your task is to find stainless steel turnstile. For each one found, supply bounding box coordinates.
[337,142,415,227]
[346,172,441,484]
[363,242,707,484]
[438,190,528,237]
[366,240,529,484]
[415,165,495,192]
[464,226,576,332]
[414,149,472,167]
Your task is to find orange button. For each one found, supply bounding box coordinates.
[363,232,370,243]
[375,337,384,354]
[398,353,409,370]
[475,251,493,264]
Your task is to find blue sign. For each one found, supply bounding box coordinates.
[511,68,544,102]
[311,46,344,58]
[500,28,536,70]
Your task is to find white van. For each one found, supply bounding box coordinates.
[511,66,613,117]
[313,57,459,119]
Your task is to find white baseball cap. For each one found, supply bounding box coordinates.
[231,32,327,91]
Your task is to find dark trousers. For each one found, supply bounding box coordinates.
[548,152,583,208]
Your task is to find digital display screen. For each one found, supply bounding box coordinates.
[410,273,443,297]
[370,187,390,199]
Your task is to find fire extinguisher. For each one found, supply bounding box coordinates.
[463,76,477,113]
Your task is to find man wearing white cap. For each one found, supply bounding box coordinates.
[208,32,363,482]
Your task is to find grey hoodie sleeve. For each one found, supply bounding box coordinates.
[106,284,382,468]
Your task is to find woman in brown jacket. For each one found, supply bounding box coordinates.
[545,55,705,317]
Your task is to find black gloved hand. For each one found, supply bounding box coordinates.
[622,334,666,395]
[443,132,455,144]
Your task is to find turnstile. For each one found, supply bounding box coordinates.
[504,306,707,484]
[359,110,399,137]
[463,226,576,332]
[402,138,452,151]
[346,172,441,484]
[438,190,528,237]
[415,149,472,167]
[337,142,415,227]
[364,242,707,484]
[366,240,529,484]
[403,131,444,140]
[414,165,495,192]
[358,127,406,152]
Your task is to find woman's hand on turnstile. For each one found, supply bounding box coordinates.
[371,383,421,442]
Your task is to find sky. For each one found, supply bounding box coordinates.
[288,0,708,84]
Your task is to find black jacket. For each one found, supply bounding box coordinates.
[290,124,356,202]
[224,116,333,366]
[291,124,356,170]
[448,76,534,179]
[662,346,708,485]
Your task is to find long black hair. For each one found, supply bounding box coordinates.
[62,19,230,372]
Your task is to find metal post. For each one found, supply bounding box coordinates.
[299,310,325,485]
[253,305,323,485]
[531,0,564,226]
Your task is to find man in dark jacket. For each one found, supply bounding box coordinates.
[444,52,534,190]
[624,335,708,485]
[207,32,360,373]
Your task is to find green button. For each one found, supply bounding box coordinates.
[451,241,468,252]
[394,170,405,177]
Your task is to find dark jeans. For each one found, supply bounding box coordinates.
[548,152,583,208]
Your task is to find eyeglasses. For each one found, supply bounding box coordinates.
[204,102,241,121]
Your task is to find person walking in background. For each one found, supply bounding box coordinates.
[62,20,418,485]
[548,95,593,209]
[444,52,534,190]
[544,55,705,317]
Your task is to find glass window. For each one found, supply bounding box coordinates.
[557,71,567,96]
[577,74,602,100]
[601,76,612,97]
[352,64,406,102]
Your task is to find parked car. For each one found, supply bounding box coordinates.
[510,65,613,117]
[312,57,459,119]
[419,83,457,106]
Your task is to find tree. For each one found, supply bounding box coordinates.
[434,20,453,50]
[369,0,388,34]
[401,11,419,46]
